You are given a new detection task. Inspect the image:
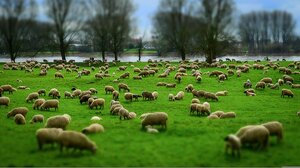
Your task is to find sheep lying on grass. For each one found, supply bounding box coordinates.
[207,114,219,119]
[82,123,104,134]
[220,112,236,119]
[14,114,26,125]
[210,111,225,117]
[7,107,29,118]
[216,91,228,96]
[36,128,63,150]
[30,114,44,124]
[141,112,168,129]
[224,134,241,157]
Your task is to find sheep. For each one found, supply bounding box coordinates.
[236,70,241,77]
[255,81,266,89]
[45,115,70,130]
[210,111,225,117]
[220,112,236,119]
[196,104,210,116]
[204,92,219,101]
[54,72,64,78]
[215,91,228,96]
[79,91,92,98]
[14,114,26,125]
[7,107,29,118]
[292,84,300,89]
[119,108,130,120]
[166,83,176,88]
[239,125,269,150]
[141,112,168,129]
[110,104,123,114]
[236,125,256,137]
[168,94,175,101]
[261,121,283,143]
[224,134,241,157]
[190,103,198,115]
[64,91,73,99]
[132,94,142,101]
[196,75,202,82]
[110,100,120,106]
[174,91,184,100]
[18,85,29,90]
[86,97,94,105]
[244,90,256,96]
[89,88,98,94]
[36,128,63,150]
[112,90,119,100]
[26,92,39,103]
[30,114,44,124]
[281,89,294,98]
[120,72,130,79]
[145,125,159,134]
[111,106,123,115]
[133,76,142,80]
[48,88,61,99]
[37,89,46,96]
[72,89,82,97]
[218,74,227,81]
[105,86,115,94]
[283,75,294,83]
[156,82,167,86]
[82,123,104,134]
[142,91,154,100]
[80,94,91,104]
[40,99,59,111]
[185,84,194,92]
[91,116,102,121]
[124,93,133,102]
[191,98,200,104]
[118,83,130,92]
[278,79,284,86]
[89,98,105,109]
[207,114,219,119]
[152,91,158,100]
[94,73,103,79]
[33,98,46,110]
[203,102,211,112]
[0,96,10,107]
[260,77,273,84]
[128,112,137,119]
[1,84,15,94]
[57,131,97,154]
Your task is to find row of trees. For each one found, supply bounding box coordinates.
[0,0,298,63]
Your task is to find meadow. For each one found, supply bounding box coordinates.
[0,60,300,167]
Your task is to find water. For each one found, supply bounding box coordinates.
[0,55,299,62]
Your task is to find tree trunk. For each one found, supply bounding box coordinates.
[180,49,186,61]
[138,48,141,61]
[59,38,66,61]
[114,51,118,61]
[102,50,106,62]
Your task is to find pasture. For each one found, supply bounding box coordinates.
[0,60,300,167]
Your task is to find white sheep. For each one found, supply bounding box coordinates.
[145,125,159,134]
[203,102,211,113]
[207,114,219,119]
[36,128,63,150]
[191,98,200,104]
[45,115,70,130]
[239,125,270,150]
[261,121,283,143]
[14,114,26,125]
[30,114,44,124]
[141,112,168,129]
[119,108,130,120]
[210,111,225,117]
[224,134,241,157]
[215,91,228,96]
[57,130,97,154]
[152,91,159,100]
[174,91,184,100]
[91,116,102,121]
[128,112,137,119]
[82,123,104,134]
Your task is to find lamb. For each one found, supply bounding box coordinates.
[255,81,266,89]
[14,114,26,125]
[57,131,97,154]
[54,72,64,78]
[145,125,159,134]
[82,123,104,134]
[152,91,158,100]
[128,112,137,119]
[7,107,29,118]
[207,114,219,119]
[224,134,241,157]
[292,84,300,88]
[210,111,225,117]
[119,108,130,120]
[36,128,63,150]
[118,83,130,92]
[89,98,105,109]
[124,93,133,101]
[64,91,73,99]
[215,91,228,96]
[40,99,59,111]
[87,97,94,105]
[239,125,269,150]
[260,77,273,84]
[191,98,200,104]
[204,92,219,101]
[175,91,184,100]
[33,98,46,110]
[261,121,283,143]
[30,114,44,124]
[0,96,10,107]
[141,112,168,129]
[45,114,70,130]
[26,92,39,102]
[105,86,115,94]
[220,112,236,119]
[281,89,294,98]
[168,94,175,101]
[236,70,241,77]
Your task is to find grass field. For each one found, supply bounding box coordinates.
[0,60,300,167]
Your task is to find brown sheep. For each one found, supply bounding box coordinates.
[166,83,176,88]
[7,107,29,118]
[14,114,26,125]
[118,83,130,92]
[204,92,218,101]
[54,72,64,78]
[33,98,46,110]
[105,86,115,94]
[141,112,168,129]
[120,72,130,79]
[255,82,266,89]
[30,114,44,124]
[89,98,105,109]
[224,134,241,157]
[142,91,154,100]
[281,89,294,98]
[112,90,119,100]
[26,92,39,103]
[124,93,133,101]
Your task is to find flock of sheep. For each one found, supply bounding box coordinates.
[0,58,300,158]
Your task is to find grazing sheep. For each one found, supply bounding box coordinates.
[211,111,225,117]
[145,125,159,134]
[292,84,300,88]
[89,88,98,94]
[166,83,176,88]
[14,114,26,125]
[185,84,194,92]
[218,74,227,81]
[80,94,91,104]
[196,104,210,116]
[79,91,92,98]
[220,112,236,119]
[88,97,95,105]
[255,82,266,89]
[45,115,70,130]
[36,128,63,150]
[152,91,158,100]
[57,131,97,154]
[104,86,115,94]
[82,123,104,134]
[191,98,200,104]
[132,94,142,101]
[48,88,61,99]
[262,121,283,143]
[239,125,269,150]
[207,114,219,119]
[175,91,184,100]
[204,92,219,101]
[7,107,29,118]
[118,83,130,92]
[203,102,211,112]
[111,106,123,115]
[224,134,241,157]
[40,100,59,111]
[283,75,294,83]
[157,82,167,86]
[196,75,202,82]
[236,70,241,77]
[190,103,198,115]
[110,104,123,114]
[243,81,252,88]
[267,83,279,90]
[26,92,39,103]
[90,98,105,109]
[32,98,46,110]
[120,72,130,79]
[0,96,10,107]
[216,91,228,96]
[278,79,284,86]
[119,108,130,120]
[124,92,133,101]
[260,77,273,84]
[30,114,44,124]
[142,91,154,100]
[281,89,294,98]
[112,90,119,100]
[54,72,64,78]
[128,112,137,119]
[133,76,142,80]
[64,91,73,99]
[1,84,16,94]
[110,100,120,106]
[168,94,175,101]
[72,89,82,97]
[141,112,168,129]
[94,73,103,79]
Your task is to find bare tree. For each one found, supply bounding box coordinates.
[137,30,146,62]
[153,0,194,61]
[0,0,37,62]
[197,0,235,63]
[46,0,84,61]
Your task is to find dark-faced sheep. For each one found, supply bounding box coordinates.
[120,72,130,79]
[80,94,91,104]
[37,89,46,96]
[124,93,133,101]
[142,91,154,101]
[204,92,218,101]
[255,82,266,89]
[112,90,119,100]
[33,98,46,110]
[141,112,168,129]
[7,107,29,118]
[118,83,130,92]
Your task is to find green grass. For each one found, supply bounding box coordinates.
[0,61,300,167]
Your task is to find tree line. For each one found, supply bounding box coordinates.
[0,0,298,63]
